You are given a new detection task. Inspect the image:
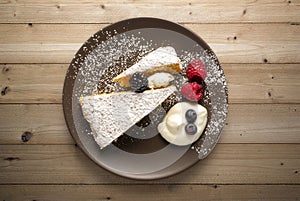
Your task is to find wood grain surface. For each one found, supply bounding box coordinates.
[0,0,299,200]
[0,0,299,23]
[0,24,299,63]
[0,104,299,144]
[1,144,299,184]
[1,64,299,103]
[0,185,299,201]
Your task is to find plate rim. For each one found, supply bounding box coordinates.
[62,17,228,180]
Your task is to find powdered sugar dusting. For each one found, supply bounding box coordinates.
[71,28,227,159]
[181,48,228,159]
[74,33,154,98]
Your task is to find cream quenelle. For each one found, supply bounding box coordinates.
[158,102,207,146]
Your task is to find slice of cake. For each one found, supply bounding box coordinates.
[113,46,182,87]
[80,86,177,149]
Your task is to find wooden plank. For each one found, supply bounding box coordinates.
[0,23,299,63]
[221,104,300,143]
[0,24,103,44]
[224,64,300,104]
[0,0,299,23]
[0,185,299,201]
[0,144,299,184]
[0,64,66,103]
[1,23,299,45]
[0,104,299,145]
[0,104,69,145]
[1,64,299,104]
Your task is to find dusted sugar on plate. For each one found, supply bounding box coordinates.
[63,18,228,179]
[113,46,182,87]
[79,45,212,150]
[80,86,176,149]
[79,46,184,149]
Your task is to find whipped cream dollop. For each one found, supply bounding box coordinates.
[148,72,174,89]
[158,102,207,146]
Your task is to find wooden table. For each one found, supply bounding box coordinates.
[0,1,299,200]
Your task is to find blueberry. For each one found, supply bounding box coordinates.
[185,123,197,135]
[185,109,197,123]
[129,72,148,93]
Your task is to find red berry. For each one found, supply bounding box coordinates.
[181,82,203,101]
[186,60,207,82]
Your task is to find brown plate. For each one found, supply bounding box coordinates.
[63,17,228,180]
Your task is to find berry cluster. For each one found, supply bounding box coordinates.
[181,60,207,102]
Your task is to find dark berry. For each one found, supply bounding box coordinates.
[185,123,197,135]
[129,72,148,93]
[134,85,148,93]
[185,109,197,123]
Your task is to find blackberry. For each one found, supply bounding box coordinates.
[129,72,149,93]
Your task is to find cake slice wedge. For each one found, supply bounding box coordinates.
[80,86,177,149]
[113,46,182,87]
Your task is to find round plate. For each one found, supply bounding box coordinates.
[63,17,228,180]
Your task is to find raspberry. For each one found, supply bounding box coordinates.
[180,82,203,101]
[186,60,207,82]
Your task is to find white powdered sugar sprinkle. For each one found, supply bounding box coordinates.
[71,30,228,159]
